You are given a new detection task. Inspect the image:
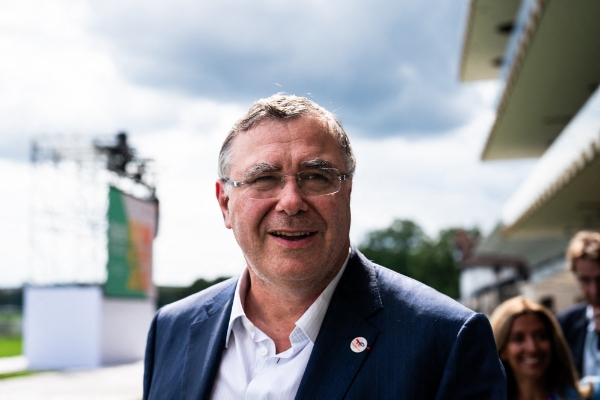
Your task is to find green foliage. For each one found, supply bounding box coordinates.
[0,371,35,380]
[0,289,22,308]
[359,219,470,299]
[157,277,231,308]
[0,311,22,337]
[0,337,22,358]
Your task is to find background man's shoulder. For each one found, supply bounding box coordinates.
[557,302,587,326]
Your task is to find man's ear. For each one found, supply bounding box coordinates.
[216,180,232,229]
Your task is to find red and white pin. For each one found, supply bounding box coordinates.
[350,337,369,353]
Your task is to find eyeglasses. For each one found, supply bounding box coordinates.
[224,168,349,199]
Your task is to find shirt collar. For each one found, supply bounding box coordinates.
[588,304,597,332]
[225,248,351,347]
[225,269,251,347]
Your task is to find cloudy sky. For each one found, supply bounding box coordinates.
[0,0,536,287]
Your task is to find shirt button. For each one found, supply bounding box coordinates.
[259,348,268,357]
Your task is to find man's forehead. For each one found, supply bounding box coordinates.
[575,258,600,276]
[256,113,325,126]
[229,116,343,172]
[244,115,332,139]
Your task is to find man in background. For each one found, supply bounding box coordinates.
[143,94,506,399]
[559,231,600,377]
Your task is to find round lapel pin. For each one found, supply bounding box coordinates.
[350,337,368,353]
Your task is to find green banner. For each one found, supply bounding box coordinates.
[105,186,157,298]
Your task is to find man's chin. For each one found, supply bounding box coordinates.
[252,259,332,283]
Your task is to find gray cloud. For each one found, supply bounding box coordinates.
[89,0,478,137]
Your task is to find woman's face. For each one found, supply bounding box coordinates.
[501,312,552,381]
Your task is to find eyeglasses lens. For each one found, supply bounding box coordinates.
[246,168,342,199]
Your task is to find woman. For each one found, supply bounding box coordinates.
[490,296,594,400]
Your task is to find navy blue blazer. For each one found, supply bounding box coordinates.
[143,247,506,399]
[558,302,588,377]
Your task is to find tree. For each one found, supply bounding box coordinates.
[157,276,230,308]
[359,219,469,299]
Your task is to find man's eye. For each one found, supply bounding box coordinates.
[304,172,329,181]
[248,175,278,184]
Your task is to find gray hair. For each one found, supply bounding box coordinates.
[218,93,356,180]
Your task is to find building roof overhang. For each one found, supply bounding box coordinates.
[459,0,521,82]
[503,140,600,238]
[475,224,571,267]
[481,0,600,160]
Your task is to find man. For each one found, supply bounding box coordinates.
[143,94,506,399]
[558,231,600,377]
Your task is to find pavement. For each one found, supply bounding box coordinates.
[0,357,144,400]
[0,356,27,375]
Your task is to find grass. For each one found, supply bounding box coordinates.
[0,336,22,358]
[0,370,34,380]
[0,336,30,381]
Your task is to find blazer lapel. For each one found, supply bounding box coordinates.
[295,247,383,400]
[573,308,588,375]
[181,284,235,400]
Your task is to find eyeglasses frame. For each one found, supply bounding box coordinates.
[223,167,350,198]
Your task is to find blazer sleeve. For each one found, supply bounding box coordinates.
[435,313,507,400]
[143,312,159,400]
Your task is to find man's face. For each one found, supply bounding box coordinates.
[574,258,600,307]
[216,116,352,290]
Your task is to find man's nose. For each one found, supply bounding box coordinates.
[275,175,308,216]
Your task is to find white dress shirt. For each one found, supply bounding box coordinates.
[210,252,350,400]
[584,305,600,376]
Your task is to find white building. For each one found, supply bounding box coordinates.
[458,0,600,314]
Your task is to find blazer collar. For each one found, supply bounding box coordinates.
[179,245,382,400]
[295,245,383,399]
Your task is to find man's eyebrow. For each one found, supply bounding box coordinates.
[242,162,280,178]
[302,158,333,169]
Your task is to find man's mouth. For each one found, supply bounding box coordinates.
[270,231,316,241]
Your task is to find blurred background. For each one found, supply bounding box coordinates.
[2,0,600,397]
[0,0,527,291]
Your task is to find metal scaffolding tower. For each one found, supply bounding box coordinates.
[28,133,155,286]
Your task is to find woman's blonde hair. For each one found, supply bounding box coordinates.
[490,296,590,399]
